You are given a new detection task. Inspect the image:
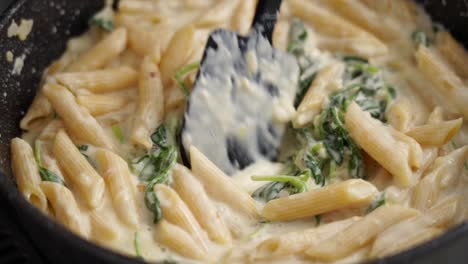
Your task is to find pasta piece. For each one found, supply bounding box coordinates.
[345,102,420,187]
[305,205,419,261]
[406,118,463,146]
[261,179,377,221]
[189,146,260,218]
[412,146,468,210]
[154,184,208,251]
[172,164,231,244]
[164,84,187,112]
[390,129,423,169]
[436,31,468,78]
[159,25,195,87]
[289,0,387,57]
[118,0,157,13]
[53,130,105,208]
[386,100,412,132]
[43,83,114,150]
[90,211,119,242]
[415,46,468,119]
[96,149,138,227]
[20,93,53,130]
[77,93,130,116]
[371,197,457,257]
[360,0,417,26]
[66,28,127,72]
[11,138,47,212]
[40,181,88,237]
[374,228,443,258]
[412,147,438,182]
[272,19,290,51]
[253,217,360,259]
[427,106,444,124]
[194,0,239,28]
[293,63,344,127]
[38,120,64,141]
[325,0,400,41]
[155,220,208,261]
[130,56,164,149]
[115,14,173,61]
[232,0,257,35]
[55,67,138,94]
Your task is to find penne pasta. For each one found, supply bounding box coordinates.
[412,146,468,211]
[43,83,114,150]
[253,217,360,259]
[406,118,463,146]
[386,99,413,132]
[20,93,53,130]
[415,46,468,119]
[11,138,48,212]
[37,120,64,141]
[305,205,419,261]
[77,93,130,116]
[436,31,468,78]
[89,211,119,242]
[370,197,457,257]
[189,146,260,218]
[172,164,231,244]
[53,130,105,209]
[159,25,196,87]
[293,63,344,127]
[289,0,387,57]
[130,56,164,149]
[66,28,127,72]
[154,184,208,251]
[194,0,239,28]
[325,0,400,41]
[55,67,138,94]
[96,149,138,227]
[345,102,420,187]
[261,179,377,221]
[232,0,258,35]
[154,220,208,261]
[40,181,88,237]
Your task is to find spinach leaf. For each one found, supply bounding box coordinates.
[174,62,199,96]
[89,17,114,32]
[366,192,386,213]
[287,19,320,107]
[315,215,321,226]
[34,141,65,185]
[112,124,125,143]
[133,231,142,258]
[133,125,178,223]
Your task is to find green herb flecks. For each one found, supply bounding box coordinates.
[112,124,125,143]
[34,141,65,185]
[134,232,142,258]
[367,192,386,213]
[132,125,178,223]
[412,30,432,47]
[89,17,114,32]
[287,19,320,107]
[174,62,199,96]
[315,215,321,226]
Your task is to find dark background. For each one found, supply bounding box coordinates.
[0,0,13,14]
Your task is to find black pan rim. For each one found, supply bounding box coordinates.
[0,0,466,263]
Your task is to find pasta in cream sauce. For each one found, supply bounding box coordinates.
[10,0,468,263]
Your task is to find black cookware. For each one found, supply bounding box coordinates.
[0,1,467,263]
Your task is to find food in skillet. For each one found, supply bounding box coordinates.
[10,0,468,263]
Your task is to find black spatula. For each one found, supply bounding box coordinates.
[181,0,299,175]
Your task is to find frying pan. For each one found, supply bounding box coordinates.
[0,1,467,263]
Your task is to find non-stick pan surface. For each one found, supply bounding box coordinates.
[0,1,467,263]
